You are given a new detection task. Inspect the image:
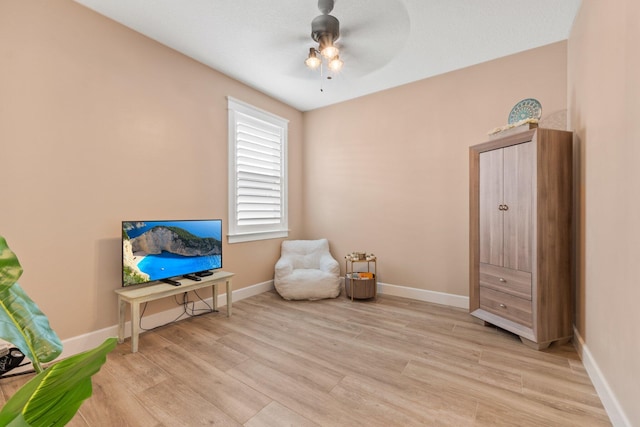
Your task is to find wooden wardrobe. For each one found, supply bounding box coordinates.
[469,127,573,349]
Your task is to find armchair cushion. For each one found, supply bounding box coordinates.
[274,239,341,300]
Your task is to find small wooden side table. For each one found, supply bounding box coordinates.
[344,254,377,300]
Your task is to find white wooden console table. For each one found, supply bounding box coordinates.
[115,271,234,353]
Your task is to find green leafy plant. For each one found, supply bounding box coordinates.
[0,236,116,426]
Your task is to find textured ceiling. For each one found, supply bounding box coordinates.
[73,0,582,111]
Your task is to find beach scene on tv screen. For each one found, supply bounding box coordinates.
[122,220,222,286]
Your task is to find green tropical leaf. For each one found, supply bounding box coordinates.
[0,237,62,371]
[0,236,23,290]
[0,337,117,427]
[0,283,62,370]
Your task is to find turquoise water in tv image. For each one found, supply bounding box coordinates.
[138,253,222,280]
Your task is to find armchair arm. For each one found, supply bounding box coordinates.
[318,254,340,276]
[274,257,294,279]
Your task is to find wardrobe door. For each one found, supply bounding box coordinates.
[479,148,503,266]
[502,142,534,273]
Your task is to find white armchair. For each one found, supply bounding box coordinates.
[274,239,341,300]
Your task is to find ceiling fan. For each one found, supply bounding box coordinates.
[300,0,410,83]
[304,0,344,72]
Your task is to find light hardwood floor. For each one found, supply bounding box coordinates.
[1,291,610,426]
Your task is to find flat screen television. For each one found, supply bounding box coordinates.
[121,219,222,287]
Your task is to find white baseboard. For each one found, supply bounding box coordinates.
[376,281,469,309]
[573,327,631,427]
[60,280,275,358]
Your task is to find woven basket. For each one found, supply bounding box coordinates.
[345,274,376,299]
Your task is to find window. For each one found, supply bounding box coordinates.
[227,97,288,243]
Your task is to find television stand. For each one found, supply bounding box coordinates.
[115,271,234,353]
[160,278,181,286]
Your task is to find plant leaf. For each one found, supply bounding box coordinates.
[0,236,23,290]
[0,236,62,369]
[0,337,117,427]
[0,282,62,368]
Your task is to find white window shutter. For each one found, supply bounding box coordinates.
[228,97,288,243]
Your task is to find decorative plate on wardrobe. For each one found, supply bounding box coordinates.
[508,98,542,124]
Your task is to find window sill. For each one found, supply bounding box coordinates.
[228,230,289,244]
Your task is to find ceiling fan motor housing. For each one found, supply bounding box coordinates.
[311,14,340,43]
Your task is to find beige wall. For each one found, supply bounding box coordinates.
[303,42,568,297]
[569,0,640,424]
[0,0,304,340]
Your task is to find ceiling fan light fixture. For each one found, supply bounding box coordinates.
[328,55,343,72]
[318,34,339,59]
[320,43,339,60]
[305,48,321,69]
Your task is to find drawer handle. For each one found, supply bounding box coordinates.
[499,278,507,283]
[499,303,507,309]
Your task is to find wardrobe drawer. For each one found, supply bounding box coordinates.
[480,263,531,300]
[480,286,532,328]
